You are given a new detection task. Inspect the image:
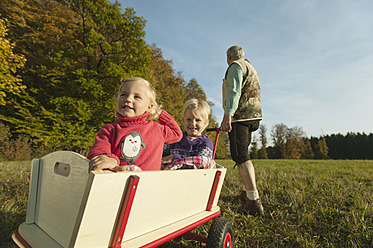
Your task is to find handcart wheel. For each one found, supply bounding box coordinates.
[206,216,234,248]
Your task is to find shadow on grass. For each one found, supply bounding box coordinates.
[0,207,25,248]
[220,193,241,205]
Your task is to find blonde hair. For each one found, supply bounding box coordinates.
[182,98,211,126]
[118,77,162,120]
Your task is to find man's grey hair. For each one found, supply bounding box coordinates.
[227,45,244,60]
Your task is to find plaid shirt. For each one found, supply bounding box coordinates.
[163,132,216,170]
[163,132,214,159]
[164,156,216,170]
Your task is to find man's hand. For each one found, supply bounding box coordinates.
[220,114,232,132]
[89,155,127,172]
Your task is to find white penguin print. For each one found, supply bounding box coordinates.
[119,131,146,165]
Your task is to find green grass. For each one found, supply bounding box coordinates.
[0,160,30,248]
[1,159,372,247]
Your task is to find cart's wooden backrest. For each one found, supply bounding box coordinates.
[26,151,90,248]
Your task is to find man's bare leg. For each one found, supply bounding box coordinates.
[237,160,264,216]
[237,160,257,191]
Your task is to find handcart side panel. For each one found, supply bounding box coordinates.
[34,151,90,248]
[72,172,130,248]
[72,168,226,248]
[123,169,226,241]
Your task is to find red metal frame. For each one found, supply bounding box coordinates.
[206,170,222,211]
[140,210,221,248]
[212,128,220,159]
[110,175,140,248]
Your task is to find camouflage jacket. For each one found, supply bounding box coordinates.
[222,59,262,122]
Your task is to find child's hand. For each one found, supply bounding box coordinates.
[153,106,163,119]
[162,154,174,165]
[123,165,142,171]
[89,155,126,172]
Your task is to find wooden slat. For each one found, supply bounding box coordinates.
[26,159,40,224]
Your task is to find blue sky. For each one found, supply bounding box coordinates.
[118,0,373,139]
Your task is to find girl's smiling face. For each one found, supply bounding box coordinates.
[182,109,208,138]
[116,81,153,118]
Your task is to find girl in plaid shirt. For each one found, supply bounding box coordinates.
[162,99,216,170]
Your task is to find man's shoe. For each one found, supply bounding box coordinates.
[238,198,264,217]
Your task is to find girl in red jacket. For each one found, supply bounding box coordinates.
[87,77,182,172]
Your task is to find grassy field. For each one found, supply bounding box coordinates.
[1,159,372,247]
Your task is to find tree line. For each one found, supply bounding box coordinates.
[250,123,373,160]
[319,132,373,160]
[0,0,371,161]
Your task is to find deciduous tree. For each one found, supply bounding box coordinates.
[284,126,305,159]
[314,136,329,159]
[271,123,287,158]
[145,45,185,125]
[258,124,268,159]
[301,138,314,159]
[0,0,152,150]
[0,17,26,105]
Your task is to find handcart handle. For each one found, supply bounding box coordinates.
[206,128,220,159]
[206,128,219,132]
